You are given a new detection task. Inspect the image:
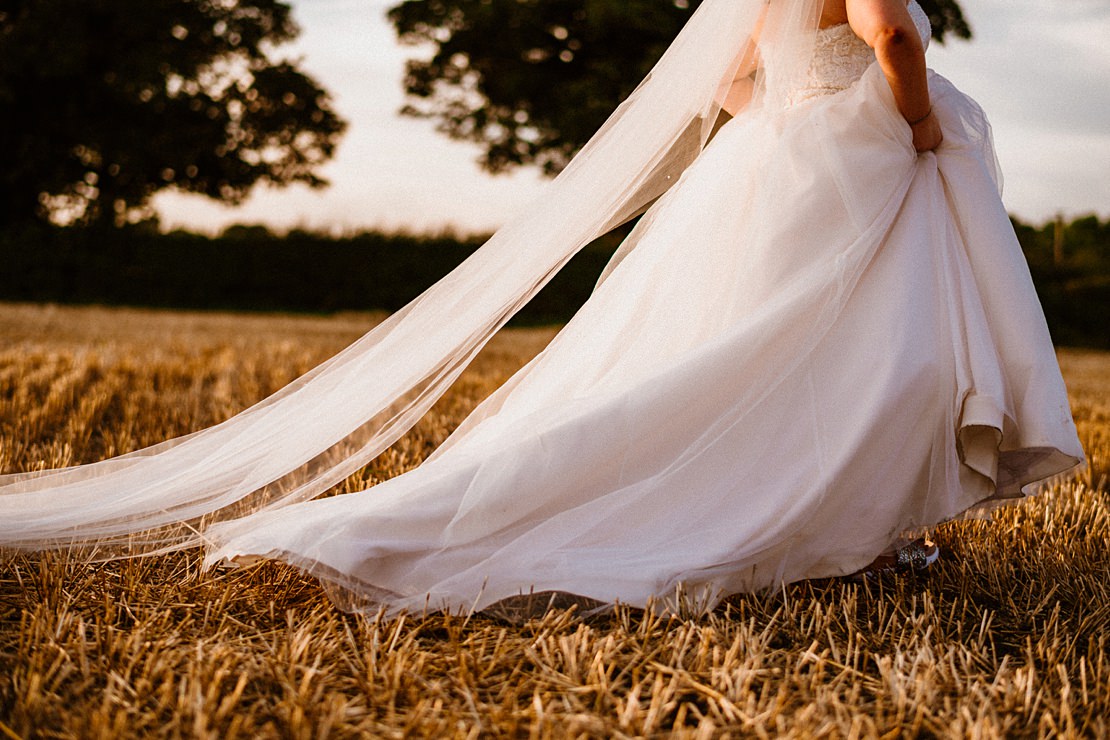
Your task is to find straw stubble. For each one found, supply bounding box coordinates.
[1,303,1106,738]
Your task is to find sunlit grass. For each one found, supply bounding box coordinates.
[1,303,1107,737]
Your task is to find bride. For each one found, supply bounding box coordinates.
[0,0,1085,615]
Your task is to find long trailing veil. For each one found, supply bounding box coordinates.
[0,0,831,555]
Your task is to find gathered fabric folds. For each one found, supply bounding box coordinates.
[1,0,1084,616]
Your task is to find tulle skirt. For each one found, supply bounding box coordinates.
[204,66,1084,615]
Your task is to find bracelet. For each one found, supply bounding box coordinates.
[907,107,933,126]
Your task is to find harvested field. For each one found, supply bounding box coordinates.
[1,303,1108,738]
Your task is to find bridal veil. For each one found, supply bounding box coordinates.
[0,0,829,554]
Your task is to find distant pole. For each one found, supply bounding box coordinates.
[1053,213,1065,266]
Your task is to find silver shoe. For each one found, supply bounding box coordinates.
[848,538,940,581]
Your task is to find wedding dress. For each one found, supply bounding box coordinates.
[1,0,1085,615]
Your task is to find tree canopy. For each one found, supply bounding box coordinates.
[389,0,971,175]
[0,0,346,228]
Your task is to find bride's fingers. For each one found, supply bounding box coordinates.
[911,112,943,152]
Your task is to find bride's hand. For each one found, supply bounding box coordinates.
[911,110,943,152]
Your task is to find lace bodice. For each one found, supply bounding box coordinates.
[789,1,931,104]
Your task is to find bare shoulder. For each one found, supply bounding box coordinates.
[845,0,918,46]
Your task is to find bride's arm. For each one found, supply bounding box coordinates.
[717,41,762,115]
[846,0,943,152]
[715,6,769,117]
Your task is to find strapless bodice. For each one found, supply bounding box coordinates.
[788,1,931,105]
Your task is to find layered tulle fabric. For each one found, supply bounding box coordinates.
[203,63,1083,615]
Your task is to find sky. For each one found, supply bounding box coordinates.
[153,0,1110,236]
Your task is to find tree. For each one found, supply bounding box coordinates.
[389,0,970,175]
[0,0,346,228]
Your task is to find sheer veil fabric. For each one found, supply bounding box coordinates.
[1,0,1085,616]
[0,0,792,552]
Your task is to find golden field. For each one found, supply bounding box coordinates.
[1,302,1107,738]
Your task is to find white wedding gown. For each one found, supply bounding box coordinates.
[202,3,1083,613]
